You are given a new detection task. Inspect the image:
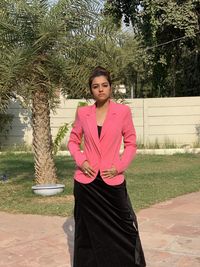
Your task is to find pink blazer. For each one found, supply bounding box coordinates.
[67,100,137,186]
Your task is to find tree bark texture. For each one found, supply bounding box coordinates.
[32,88,58,184]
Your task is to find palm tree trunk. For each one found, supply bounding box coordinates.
[32,88,58,184]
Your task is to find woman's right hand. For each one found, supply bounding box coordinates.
[81,161,96,178]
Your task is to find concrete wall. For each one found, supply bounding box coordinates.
[129,97,200,146]
[1,96,200,148]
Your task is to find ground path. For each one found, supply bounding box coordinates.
[0,191,199,267]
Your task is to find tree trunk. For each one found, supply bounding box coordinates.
[32,88,58,184]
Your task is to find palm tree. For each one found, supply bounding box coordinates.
[63,17,144,99]
[0,0,100,184]
[0,0,142,185]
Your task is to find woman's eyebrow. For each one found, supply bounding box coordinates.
[92,82,108,86]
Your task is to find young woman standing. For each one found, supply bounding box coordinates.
[68,66,146,267]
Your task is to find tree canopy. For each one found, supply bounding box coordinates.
[105,0,200,97]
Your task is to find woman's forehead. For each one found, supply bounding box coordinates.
[92,75,109,84]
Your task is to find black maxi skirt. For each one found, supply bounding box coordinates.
[73,175,146,267]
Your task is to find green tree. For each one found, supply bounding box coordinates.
[105,0,200,97]
[0,0,100,184]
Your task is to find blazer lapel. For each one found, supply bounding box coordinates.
[100,100,117,142]
[86,104,101,155]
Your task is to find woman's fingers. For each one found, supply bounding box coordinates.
[81,161,95,178]
[85,167,96,178]
[102,172,114,178]
[81,163,118,178]
[102,167,118,178]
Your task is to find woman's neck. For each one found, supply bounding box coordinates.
[96,99,110,109]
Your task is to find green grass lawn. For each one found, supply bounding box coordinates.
[0,152,199,217]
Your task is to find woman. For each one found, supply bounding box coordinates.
[67,66,146,267]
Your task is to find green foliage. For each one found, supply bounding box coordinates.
[104,0,200,97]
[140,0,200,97]
[77,101,88,107]
[104,0,138,27]
[53,123,69,155]
[53,101,88,155]
[0,93,14,141]
[0,0,149,100]
[63,16,147,99]
[0,113,13,135]
[0,0,101,100]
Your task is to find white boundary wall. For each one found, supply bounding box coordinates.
[1,96,200,148]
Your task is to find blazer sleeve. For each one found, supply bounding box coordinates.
[115,106,137,174]
[67,108,87,167]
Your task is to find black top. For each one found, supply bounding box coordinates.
[97,125,102,138]
[97,125,102,178]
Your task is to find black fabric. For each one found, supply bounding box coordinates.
[73,177,146,267]
[73,124,146,266]
[97,125,102,138]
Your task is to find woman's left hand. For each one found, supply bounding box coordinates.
[102,166,118,178]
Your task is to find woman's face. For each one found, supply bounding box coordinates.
[91,75,112,103]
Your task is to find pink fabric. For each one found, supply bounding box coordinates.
[67,100,137,185]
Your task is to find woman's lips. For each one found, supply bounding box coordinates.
[98,93,105,97]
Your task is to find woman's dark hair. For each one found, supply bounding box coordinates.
[89,66,112,91]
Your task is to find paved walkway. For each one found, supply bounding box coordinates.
[0,191,200,267]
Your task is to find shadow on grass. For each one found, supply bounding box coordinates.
[0,154,75,183]
[0,154,34,184]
